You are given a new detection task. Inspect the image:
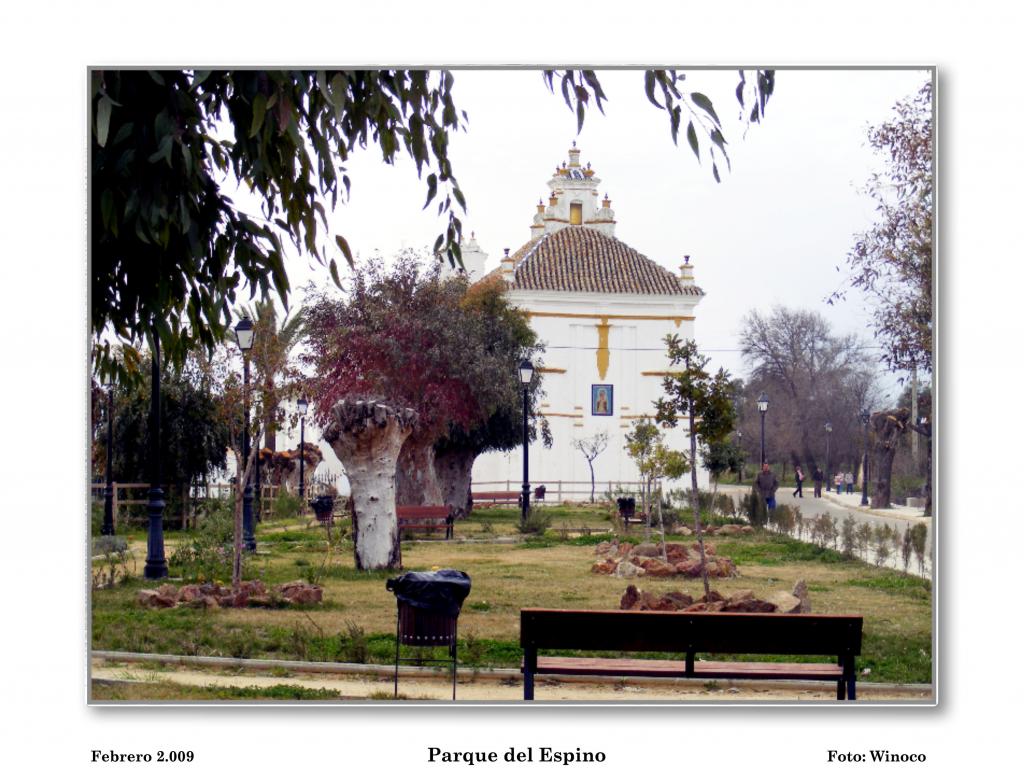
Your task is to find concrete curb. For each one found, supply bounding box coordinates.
[91,650,932,696]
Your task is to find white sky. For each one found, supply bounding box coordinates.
[248,67,930,404]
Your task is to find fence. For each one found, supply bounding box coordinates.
[470,479,646,505]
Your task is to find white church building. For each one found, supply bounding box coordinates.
[459,144,708,499]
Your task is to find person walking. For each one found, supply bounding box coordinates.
[792,465,804,498]
[812,466,823,498]
[844,471,854,494]
[834,471,844,491]
[755,463,779,512]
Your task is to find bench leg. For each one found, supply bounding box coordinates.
[523,647,537,701]
[837,678,846,700]
[848,676,856,701]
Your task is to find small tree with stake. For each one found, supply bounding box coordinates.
[655,337,737,598]
[572,431,609,503]
[624,420,687,559]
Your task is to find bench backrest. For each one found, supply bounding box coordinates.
[520,608,862,656]
[397,506,451,519]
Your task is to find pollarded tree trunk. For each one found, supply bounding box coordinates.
[323,400,417,571]
[870,410,911,510]
[434,447,477,520]
[396,432,443,506]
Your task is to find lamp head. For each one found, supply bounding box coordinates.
[234,316,255,352]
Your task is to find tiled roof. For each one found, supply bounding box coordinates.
[496,227,704,296]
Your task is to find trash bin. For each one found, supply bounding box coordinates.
[534,485,546,502]
[309,495,335,523]
[386,569,471,700]
[617,497,636,528]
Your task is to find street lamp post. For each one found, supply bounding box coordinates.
[757,392,769,466]
[144,335,168,579]
[297,396,308,515]
[736,430,743,484]
[235,317,257,552]
[860,409,870,507]
[102,384,115,536]
[824,422,833,492]
[518,359,535,526]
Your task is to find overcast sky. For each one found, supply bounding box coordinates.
[237,67,930,404]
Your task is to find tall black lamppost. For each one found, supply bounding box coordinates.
[144,335,168,579]
[736,430,743,484]
[235,316,257,552]
[757,392,769,465]
[518,359,535,526]
[860,409,871,507]
[297,396,308,514]
[824,421,833,492]
[102,384,115,536]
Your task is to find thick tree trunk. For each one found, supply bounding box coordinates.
[323,400,416,571]
[870,410,910,510]
[433,446,476,519]
[872,445,896,509]
[396,433,443,506]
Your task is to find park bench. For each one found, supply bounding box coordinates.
[471,491,522,508]
[397,505,454,540]
[520,608,863,701]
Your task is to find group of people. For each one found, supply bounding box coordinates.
[755,464,857,509]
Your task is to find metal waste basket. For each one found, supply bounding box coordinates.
[386,570,471,700]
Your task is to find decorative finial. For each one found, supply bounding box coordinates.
[562,161,566,168]
[572,140,576,148]
[684,255,691,265]
[504,248,510,258]
[587,162,591,169]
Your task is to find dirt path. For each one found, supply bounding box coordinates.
[92,663,932,702]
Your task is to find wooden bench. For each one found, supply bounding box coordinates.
[520,608,862,701]
[397,506,454,540]
[471,491,522,508]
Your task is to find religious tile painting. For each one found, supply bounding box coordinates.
[591,384,613,416]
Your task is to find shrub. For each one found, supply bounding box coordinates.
[855,522,873,560]
[810,514,838,549]
[741,489,768,528]
[901,525,914,571]
[909,523,929,573]
[771,504,796,536]
[841,515,857,559]
[272,490,303,520]
[516,509,553,535]
[169,497,244,583]
[91,535,135,589]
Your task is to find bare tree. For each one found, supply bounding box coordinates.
[738,306,879,475]
[572,431,609,502]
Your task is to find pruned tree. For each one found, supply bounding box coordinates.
[92,69,773,385]
[572,431,609,502]
[655,338,737,598]
[431,276,548,519]
[322,400,417,570]
[302,256,494,511]
[831,80,933,377]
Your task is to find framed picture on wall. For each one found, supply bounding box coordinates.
[591,384,613,416]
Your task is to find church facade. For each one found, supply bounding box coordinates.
[462,145,708,499]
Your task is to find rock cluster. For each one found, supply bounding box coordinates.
[619,581,810,614]
[591,539,737,579]
[671,524,753,537]
[137,580,323,610]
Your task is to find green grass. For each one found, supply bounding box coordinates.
[92,506,933,689]
[92,680,345,701]
[714,534,846,565]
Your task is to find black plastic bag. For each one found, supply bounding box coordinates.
[385,569,472,618]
